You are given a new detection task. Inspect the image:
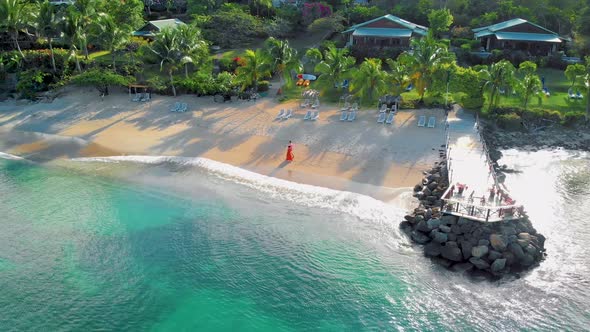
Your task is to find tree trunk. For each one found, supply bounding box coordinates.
[586,82,590,122]
[48,37,57,72]
[73,47,82,73]
[488,88,497,112]
[112,51,116,71]
[83,43,89,60]
[169,70,176,96]
[13,32,25,59]
[185,63,189,78]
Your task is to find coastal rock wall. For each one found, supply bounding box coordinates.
[400,156,546,279]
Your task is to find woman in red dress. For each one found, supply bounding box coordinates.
[286,141,294,161]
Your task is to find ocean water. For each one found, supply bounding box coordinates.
[0,151,589,331]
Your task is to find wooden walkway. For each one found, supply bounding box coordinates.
[442,107,523,222]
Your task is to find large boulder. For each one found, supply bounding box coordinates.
[430,230,448,243]
[404,215,416,223]
[416,220,431,233]
[427,181,438,190]
[447,233,457,242]
[424,242,442,257]
[490,234,507,251]
[469,257,490,269]
[488,250,502,261]
[460,240,473,260]
[491,258,507,272]
[441,215,457,225]
[441,242,463,262]
[411,231,431,244]
[427,218,441,229]
[478,239,490,247]
[508,242,525,259]
[451,262,474,273]
[520,254,535,267]
[413,184,423,192]
[451,224,462,235]
[439,225,451,233]
[471,245,489,258]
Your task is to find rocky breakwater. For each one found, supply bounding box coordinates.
[400,161,546,278]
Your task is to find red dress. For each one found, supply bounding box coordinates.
[286,144,294,161]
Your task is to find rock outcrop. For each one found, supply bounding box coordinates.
[400,153,547,279]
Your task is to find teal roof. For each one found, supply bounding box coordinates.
[342,14,428,36]
[352,28,412,38]
[473,18,563,42]
[495,32,561,43]
[133,19,185,36]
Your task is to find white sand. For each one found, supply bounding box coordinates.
[0,86,447,202]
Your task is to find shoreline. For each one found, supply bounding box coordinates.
[0,87,448,204]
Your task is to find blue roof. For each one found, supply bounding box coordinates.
[352,28,412,38]
[495,32,561,43]
[342,14,428,36]
[473,18,563,42]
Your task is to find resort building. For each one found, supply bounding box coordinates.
[342,14,428,51]
[473,18,566,55]
[132,19,186,39]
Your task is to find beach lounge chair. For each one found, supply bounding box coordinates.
[569,89,576,99]
[180,103,188,112]
[427,116,436,128]
[311,111,319,121]
[351,102,358,111]
[379,104,387,113]
[340,111,348,121]
[132,93,141,102]
[341,101,350,111]
[386,112,395,124]
[171,102,181,112]
[405,83,413,91]
[301,99,310,108]
[283,109,293,120]
[347,111,356,122]
[140,93,150,102]
[417,115,426,127]
[377,112,386,123]
[304,110,312,120]
[276,109,285,120]
[341,79,349,89]
[576,91,583,99]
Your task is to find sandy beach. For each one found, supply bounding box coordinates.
[0,86,447,202]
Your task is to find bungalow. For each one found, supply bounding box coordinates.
[473,18,566,56]
[132,19,186,38]
[342,14,428,50]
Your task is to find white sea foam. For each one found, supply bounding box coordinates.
[0,152,25,160]
[74,155,409,233]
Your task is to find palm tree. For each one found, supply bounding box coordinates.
[176,24,208,78]
[479,60,515,112]
[385,59,410,96]
[62,9,83,73]
[0,0,28,59]
[303,48,322,74]
[350,58,387,103]
[401,37,452,102]
[236,48,271,92]
[91,14,129,71]
[314,46,355,93]
[252,0,271,17]
[72,0,96,59]
[36,0,59,72]
[519,74,541,111]
[264,37,299,87]
[150,27,181,96]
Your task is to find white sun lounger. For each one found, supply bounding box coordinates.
[132,93,141,102]
[303,110,312,120]
[379,104,387,113]
[340,111,348,121]
[347,111,356,121]
[377,112,386,123]
[284,109,293,119]
[418,115,426,127]
[427,116,436,128]
[576,92,583,99]
[341,102,350,111]
[311,111,319,121]
[276,109,285,120]
[386,112,395,124]
[569,91,576,99]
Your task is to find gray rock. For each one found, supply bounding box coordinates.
[488,250,502,261]
[520,254,535,267]
[458,217,471,226]
[441,243,463,262]
[432,257,452,268]
[404,215,415,222]
[414,214,425,223]
[411,231,431,244]
[400,221,412,234]
[478,239,490,246]
[518,232,531,241]
[507,235,518,243]
[413,184,423,192]
[447,233,457,242]
[441,215,457,225]
[524,244,538,256]
[501,226,517,235]
[416,220,430,233]
[471,245,489,258]
[469,257,490,269]
[517,239,530,248]
[451,262,474,273]
[424,242,442,256]
[427,218,441,229]
[439,225,451,233]
[451,224,462,235]
[426,195,438,202]
[430,230,448,243]
[460,240,473,260]
[502,251,516,266]
[491,258,507,272]
[509,242,525,259]
[428,182,438,190]
[425,209,433,220]
[422,187,432,196]
[490,234,507,251]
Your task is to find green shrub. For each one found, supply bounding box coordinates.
[562,111,585,126]
[138,44,159,65]
[497,112,522,130]
[16,69,49,99]
[70,69,134,95]
[147,76,168,94]
[176,71,238,95]
[257,80,270,92]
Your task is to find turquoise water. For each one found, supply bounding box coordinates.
[1,153,589,331]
